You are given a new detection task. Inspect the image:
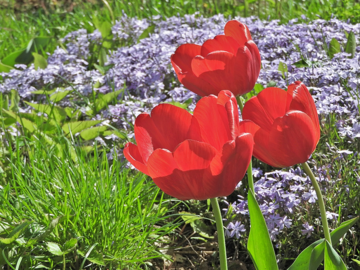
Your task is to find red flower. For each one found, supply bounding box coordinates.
[124,90,254,200]
[171,20,261,97]
[240,81,320,168]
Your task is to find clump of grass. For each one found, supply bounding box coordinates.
[0,130,181,269]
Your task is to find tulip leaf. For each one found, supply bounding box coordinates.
[287,239,324,270]
[247,190,278,270]
[33,52,48,70]
[345,31,356,58]
[324,241,347,270]
[330,216,359,247]
[0,61,13,73]
[309,240,325,270]
[278,61,288,79]
[328,38,341,59]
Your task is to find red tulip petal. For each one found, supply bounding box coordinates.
[134,104,196,162]
[288,81,320,143]
[176,72,218,96]
[193,95,232,151]
[147,140,218,200]
[257,87,290,121]
[224,20,252,46]
[245,40,261,87]
[123,142,149,175]
[209,133,253,196]
[191,51,234,77]
[268,111,318,167]
[232,46,254,95]
[242,96,274,131]
[201,35,240,56]
[171,44,202,73]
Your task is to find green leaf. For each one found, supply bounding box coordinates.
[266,81,277,88]
[2,49,25,66]
[2,110,37,132]
[62,238,77,254]
[138,25,156,42]
[102,130,127,140]
[328,38,341,59]
[288,239,324,270]
[32,53,48,70]
[93,63,114,75]
[324,241,347,270]
[98,47,107,67]
[309,240,325,270]
[80,125,108,140]
[27,216,64,246]
[19,113,57,134]
[10,89,19,113]
[0,61,12,72]
[345,31,356,58]
[0,221,32,245]
[293,59,310,68]
[50,90,72,103]
[62,120,103,135]
[98,21,112,38]
[78,249,105,266]
[179,211,202,224]
[278,61,288,78]
[247,190,278,270]
[352,259,360,266]
[331,216,359,247]
[254,83,264,93]
[46,242,64,256]
[88,89,124,115]
[190,219,213,239]
[166,101,189,110]
[31,89,56,95]
[24,101,67,122]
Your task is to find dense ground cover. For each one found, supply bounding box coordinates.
[0,1,360,269]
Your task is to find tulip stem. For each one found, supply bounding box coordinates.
[236,95,255,193]
[302,162,332,246]
[210,197,228,270]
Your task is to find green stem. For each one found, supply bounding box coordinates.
[236,95,254,193]
[210,197,228,270]
[302,162,332,245]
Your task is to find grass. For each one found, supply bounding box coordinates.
[0,128,181,269]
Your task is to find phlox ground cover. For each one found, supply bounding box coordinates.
[0,11,359,269]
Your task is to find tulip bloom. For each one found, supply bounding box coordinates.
[124,90,253,200]
[171,20,261,97]
[241,81,320,168]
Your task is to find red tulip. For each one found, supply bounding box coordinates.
[171,20,261,97]
[240,81,320,168]
[124,90,254,200]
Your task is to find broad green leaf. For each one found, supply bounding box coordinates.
[98,21,112,38]
[278,61,288,78]
[2,49,25,66]
[2,110,37,132]
[19,113,57,134]
[93,63,114,75]
[328,38,341,59]
[309,240,325,270]
[247,190,278,270]
[98,47,107,67]
[31,89,56,95]
[331,216,359,247]
[78,249,105,266]
[46,242,63,256]
[27,216,64,246]
[102,130,127,140]
[80,125,108,140]
[50,90,72,103]
[324,241,347,270]
[352,259,360,266]
[138,25,156,42]
[345,31,356,58]
[29,36,51,52]
[10,89,19,113]
[25,101,67,122]
[0,61,12,72]
[33,53,48,70]
[293,59,310,68]
[88,89,124,115]
[0,221,32,245]
[190,219,214,239]
[254,83,264,93]
[62,120,103,135]
[179,211,202,224]
[63,238,77,254]
[288,239,324,270]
